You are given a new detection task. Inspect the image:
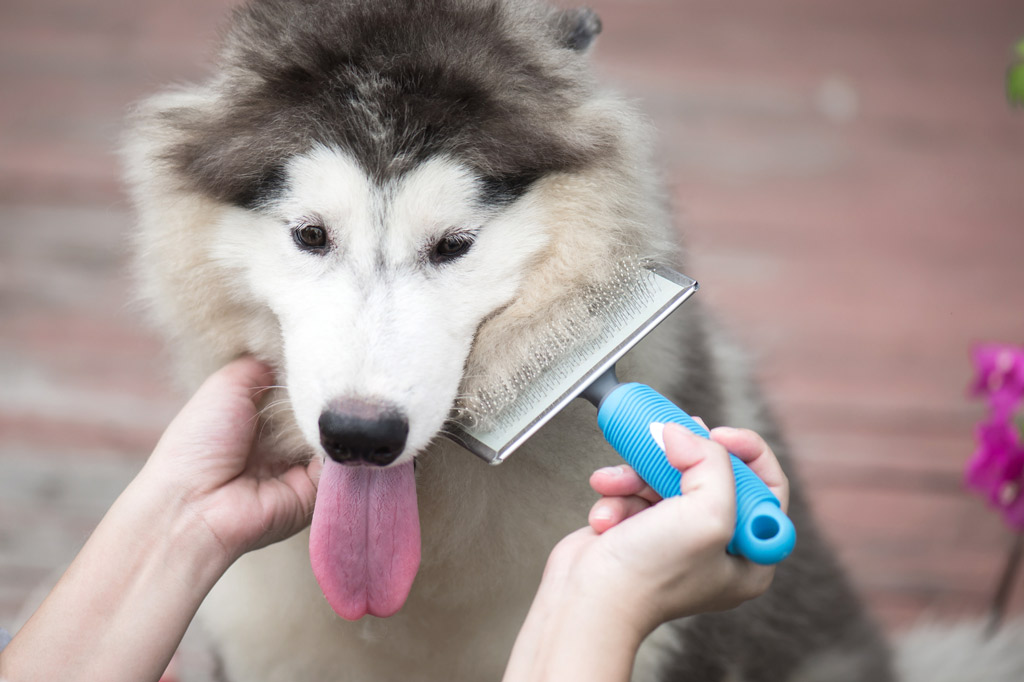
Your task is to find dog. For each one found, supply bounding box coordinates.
[123,1,898,679]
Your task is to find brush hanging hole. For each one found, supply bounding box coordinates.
[751,516,781,541]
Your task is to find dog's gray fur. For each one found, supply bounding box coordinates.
[124,1,897,680]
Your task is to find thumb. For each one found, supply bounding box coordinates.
[155,357,274,463]
[663,423,737,531]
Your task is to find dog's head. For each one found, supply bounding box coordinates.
[127,0,667,466]
[125,0,670,619]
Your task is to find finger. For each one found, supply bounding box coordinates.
[662,423,736,527]
[695,557,776,613]
[216,356,276,404]
[279,461,319,513]
[590,465,661,504]
[725,561,778,608]
[179,356,273,423]
[588,494,653,534]
[197,356,277,439]
[709,427,789,512]
[246,463,319,551]
[161,357,278,464]
[307,456,324,485]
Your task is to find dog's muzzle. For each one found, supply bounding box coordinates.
[319,397,409,466]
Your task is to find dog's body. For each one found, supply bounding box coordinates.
[124,1,895,680]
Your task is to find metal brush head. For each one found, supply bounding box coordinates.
[446,260,698,463]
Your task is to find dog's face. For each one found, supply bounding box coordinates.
[213,146,550,464]
[129,0,621,467]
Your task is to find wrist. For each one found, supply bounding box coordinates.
[508,581,646,682]
[121,464,236,589]
[555,572,654,647]
[542,539,661,641]
[505,548,651,681]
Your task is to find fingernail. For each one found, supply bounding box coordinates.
[649,422,666,451]
[663,422,693,438]
[663,422,707,445]
[596,465,625,476]
[591,504,614,521]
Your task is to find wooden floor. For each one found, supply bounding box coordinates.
[2,0,1023,638]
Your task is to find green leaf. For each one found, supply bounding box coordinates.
[1009,63,1024,106]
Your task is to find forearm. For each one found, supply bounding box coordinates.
[0,467,231,682]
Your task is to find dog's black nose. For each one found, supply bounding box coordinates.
[318,397,409,466]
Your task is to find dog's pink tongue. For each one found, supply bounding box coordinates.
[309,459,420,621]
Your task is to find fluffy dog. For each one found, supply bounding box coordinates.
[124,1,896,679]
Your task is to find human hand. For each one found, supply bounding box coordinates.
[0,358,321,682]
[139,357,320,562]
[543,423,789,637]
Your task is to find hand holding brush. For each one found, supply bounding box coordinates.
[503,421,789,682]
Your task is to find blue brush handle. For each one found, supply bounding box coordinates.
[596,383,796,565]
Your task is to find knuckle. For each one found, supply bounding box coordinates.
[697,510,734,548]
[702,435,730,459]
[740,427,767,448]
[742,427,764,441]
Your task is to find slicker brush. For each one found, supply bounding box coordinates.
[447,259,796,565]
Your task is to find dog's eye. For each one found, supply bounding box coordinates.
[431,233,475,264]
[293,224,328,251]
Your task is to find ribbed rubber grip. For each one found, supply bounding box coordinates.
[597,383,796,565]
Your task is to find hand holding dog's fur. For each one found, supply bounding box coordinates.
[0,358,321,682]
[141,357,321,562]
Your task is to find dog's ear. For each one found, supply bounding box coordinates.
[125,85,293,210]
[556,7,602,52]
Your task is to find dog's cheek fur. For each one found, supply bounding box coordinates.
[124,89,316,469]
[124,88,286,389]
[460,91,677,403]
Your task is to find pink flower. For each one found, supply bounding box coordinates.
[971,344,1024,417]
[967,418,1024,530]
[967,343,1024,531]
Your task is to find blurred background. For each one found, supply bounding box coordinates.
[1,0,1023,636]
